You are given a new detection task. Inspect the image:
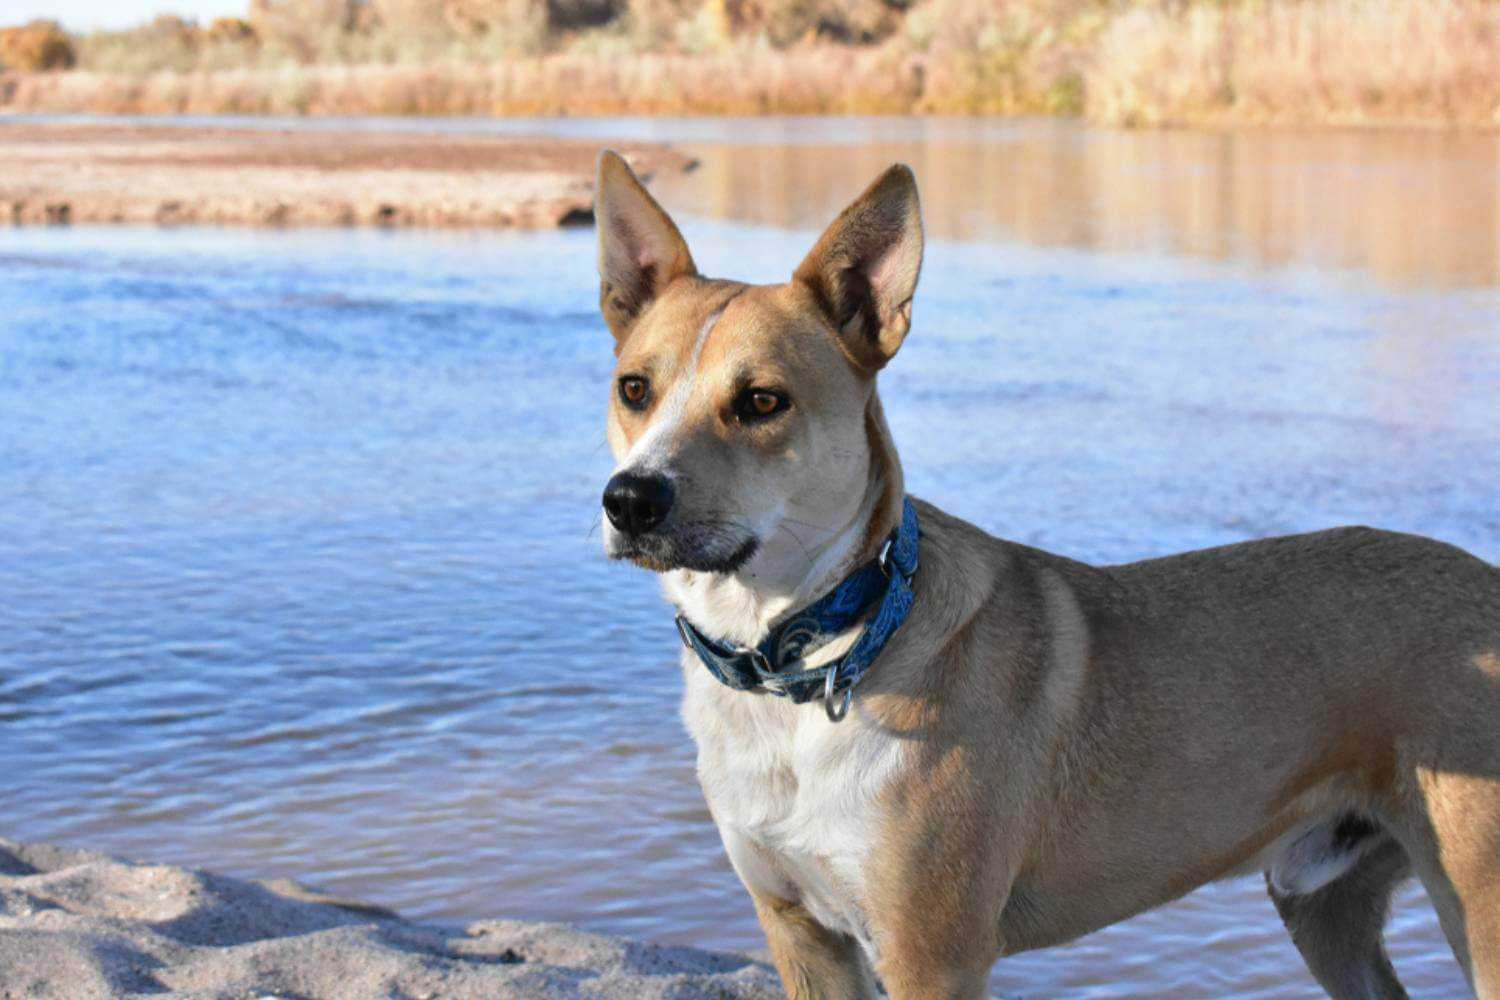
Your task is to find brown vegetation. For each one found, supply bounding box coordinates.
[0,20,76,72]
[1088,0,1500,129]
[0,0,1497,126]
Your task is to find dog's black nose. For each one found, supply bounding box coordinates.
[602,471,675,536]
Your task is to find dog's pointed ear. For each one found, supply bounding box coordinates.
[794,164,923,372]
[595,150,697,345]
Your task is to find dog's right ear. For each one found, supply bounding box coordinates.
[595,150,697,345]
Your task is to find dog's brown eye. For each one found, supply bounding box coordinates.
[734,388,789,423]
[618,376,649,410]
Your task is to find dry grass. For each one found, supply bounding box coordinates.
[1,51,916,115]
[1,0,1498,126]
[0,0,1093,117]
[1087,0,1500,128]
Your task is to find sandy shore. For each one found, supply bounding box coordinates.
[0,123,694,228]
[0,837,780,999]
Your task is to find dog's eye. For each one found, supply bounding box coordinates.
[618,376,650,410]
[734,388,789,423]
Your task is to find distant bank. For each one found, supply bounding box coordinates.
[2,0,1498,129]
[0,837,780,998]
[0,123,693,228]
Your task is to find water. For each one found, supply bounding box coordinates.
[2,117,1498,996]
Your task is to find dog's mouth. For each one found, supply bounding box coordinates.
[608,523,759,575]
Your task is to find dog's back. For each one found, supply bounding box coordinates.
[993,523,1500,990]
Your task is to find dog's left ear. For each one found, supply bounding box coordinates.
[794,164,923,372]
[596,149,698,345]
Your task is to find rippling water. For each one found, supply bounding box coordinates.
[3,118,1498,996]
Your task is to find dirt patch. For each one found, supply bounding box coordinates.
[0,123,695,228]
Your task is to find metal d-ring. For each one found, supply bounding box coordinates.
[824,669,853,723]
[877,536,896,578]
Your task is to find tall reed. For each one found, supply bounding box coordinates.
[1087,0,1500,128]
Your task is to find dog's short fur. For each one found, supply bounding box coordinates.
[593,149,1500,999]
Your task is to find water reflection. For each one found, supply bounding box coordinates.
[16,113,1494,288]
[651,120,1500,288]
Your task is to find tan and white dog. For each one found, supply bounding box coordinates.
[591,149,1500,999]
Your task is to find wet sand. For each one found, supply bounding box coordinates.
[0,838,779,999]
[0,123,693,228]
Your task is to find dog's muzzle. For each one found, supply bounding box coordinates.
[601,471,758,574]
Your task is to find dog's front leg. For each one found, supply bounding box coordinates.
[866,821,1011,999]
[877,952,992,1000]
[751,890,879,1000]
[868,873,1005,999]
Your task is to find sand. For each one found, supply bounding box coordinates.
[0,838,781,999]
[0,124,695,228]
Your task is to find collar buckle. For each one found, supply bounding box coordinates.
[677,614,772,691]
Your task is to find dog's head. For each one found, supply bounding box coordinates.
[595,151,923,577]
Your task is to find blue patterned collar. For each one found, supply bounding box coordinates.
[674,498,920,722]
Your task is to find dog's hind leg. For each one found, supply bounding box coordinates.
[1403,761,1500,998]
[1267,819,1411,1000]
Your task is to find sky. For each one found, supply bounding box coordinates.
[6,1,247,31]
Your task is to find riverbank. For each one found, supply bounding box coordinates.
[2,0,1498,127]
[0,122,693,227]
[0,837,780,998]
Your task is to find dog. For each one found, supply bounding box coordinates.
[591,149,1500,999]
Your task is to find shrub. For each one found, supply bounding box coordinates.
[207,17,260,45]
[722,0,906,46]
[0,20,76,72]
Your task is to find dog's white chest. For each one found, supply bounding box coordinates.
[682,665,905,956]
